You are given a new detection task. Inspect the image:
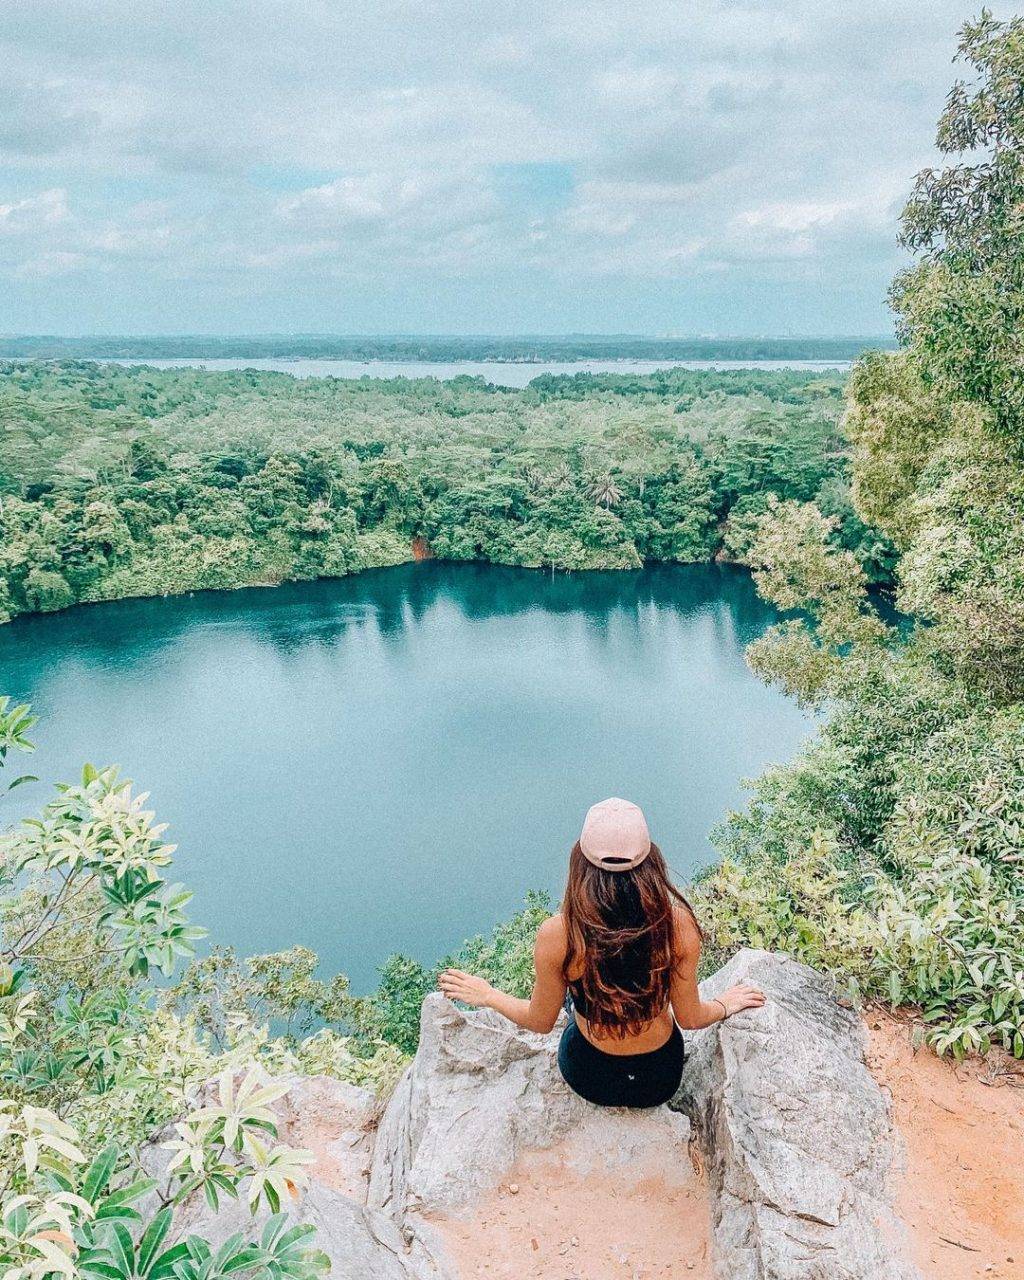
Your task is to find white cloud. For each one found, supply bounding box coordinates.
[734,201,859,234]
[274,170,506,269]
[718,187,905,264]
[0,0,1018,330]
[278,171,497,232]
[0,188,69,232]
[14,250,86,278]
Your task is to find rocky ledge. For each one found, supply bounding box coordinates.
[173,949,919,1279]
[677,950,918,1279]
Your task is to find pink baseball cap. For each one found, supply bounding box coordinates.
[579,797,651,871]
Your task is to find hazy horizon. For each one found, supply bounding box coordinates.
[0,329,895,340]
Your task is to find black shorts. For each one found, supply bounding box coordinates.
[557,1017,685,1109]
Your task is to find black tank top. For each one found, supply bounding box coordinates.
[567,978,591,1018]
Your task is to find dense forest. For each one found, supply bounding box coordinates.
[0,361,892,624]
[0,335,895,362]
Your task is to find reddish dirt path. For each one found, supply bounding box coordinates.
[866,1013,1024,1279]
[431,1144,712,1280]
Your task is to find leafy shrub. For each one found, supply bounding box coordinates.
[0,709,397,1280]
[0,1098,327,1280]
[353,892,552,1054]
[702,495,1024,1059]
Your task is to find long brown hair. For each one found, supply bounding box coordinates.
[561,839,700,1039]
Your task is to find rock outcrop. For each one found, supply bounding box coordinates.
[675,948,919,1279]
[368,993,691,1222]
[160,949,921,1280]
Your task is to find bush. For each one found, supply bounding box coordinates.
[353,892,553,1054]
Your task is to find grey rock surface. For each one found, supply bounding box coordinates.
[367,993,691,1221]
[269,1073,377,1202]
[674,947,919,1279]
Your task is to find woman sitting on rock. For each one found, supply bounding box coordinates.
[439,797,765,1108]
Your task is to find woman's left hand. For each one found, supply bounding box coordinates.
[438,968,494,1008]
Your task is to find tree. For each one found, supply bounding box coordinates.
[896,10,1024,438]
[587,471,622,510]
[698,13,1024,1061]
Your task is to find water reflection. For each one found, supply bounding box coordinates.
[0,562,812,990]
[0,561,778,668]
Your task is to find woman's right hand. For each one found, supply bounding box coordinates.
[719,982,766,1017]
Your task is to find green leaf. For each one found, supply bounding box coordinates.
[260,1215,287,1252]
[98,1179,157,1216]
[109,1222,136,1280]
[211,1234,246,1275]
[270,1226,314,1256]
[219,1248,263,1275]
[7,1205,28,1237]
[185,1239,211,1265]
[147,1241,191,1280]
[6,773,38,791]
[83,1144,120,1204]
[80,1264,127,1280]
[138,1208,173,1277]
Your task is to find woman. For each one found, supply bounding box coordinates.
[439,797,765,1108]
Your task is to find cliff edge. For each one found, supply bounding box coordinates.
[173,949,922,1279]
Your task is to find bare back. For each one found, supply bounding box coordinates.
[540,907,701,1055]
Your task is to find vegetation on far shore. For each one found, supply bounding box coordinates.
[0,362,894,626]
[0,335,896,363]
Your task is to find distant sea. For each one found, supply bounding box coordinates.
[101,356,852,388]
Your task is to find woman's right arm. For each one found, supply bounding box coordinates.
[670,908,766,1029]
[437,915,568,1034]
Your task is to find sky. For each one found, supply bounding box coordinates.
[0,1,1015,337]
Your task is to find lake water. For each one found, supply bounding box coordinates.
[0,563,812,988]
[104,356,851,388]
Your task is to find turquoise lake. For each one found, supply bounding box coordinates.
[0,562,813,989]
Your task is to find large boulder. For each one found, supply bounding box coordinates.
[675,948,919,1280]
[367,993,692,1221]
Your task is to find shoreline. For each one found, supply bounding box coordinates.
[0,551,756,629]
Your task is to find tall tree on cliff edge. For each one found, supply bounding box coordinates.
[876,7,1024,701]
[704,12,1024,1060]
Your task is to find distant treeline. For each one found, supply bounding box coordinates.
[0,360,894,623]
[0,334,896,363]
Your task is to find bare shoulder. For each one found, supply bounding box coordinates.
[535,912,568,963]
[672,903,702,965]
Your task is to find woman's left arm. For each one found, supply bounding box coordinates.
[438,915,568,1034]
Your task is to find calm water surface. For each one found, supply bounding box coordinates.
[104,356,851,387]
[0,563,812,988]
